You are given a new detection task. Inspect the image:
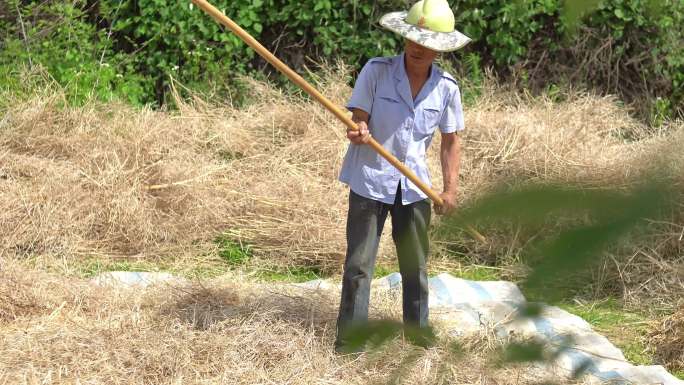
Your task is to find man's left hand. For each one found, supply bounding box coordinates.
[434,191,457,215]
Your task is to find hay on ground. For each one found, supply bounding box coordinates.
[0,261,573,385]
[650,305,684,371]
[0,66,682,300]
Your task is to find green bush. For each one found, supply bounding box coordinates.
[450,0,683,120]
[0,0,147,105]
[454,0,558,66]
[101,0,257,105]
[97,0,405,104]
[1,0,681,119]
[569,0,682,120]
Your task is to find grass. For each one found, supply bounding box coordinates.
[374,263,397,278]
[78,258,172,277]
[374,260,505,281]
[251,260,505,284]
[215,235,253,266]
[255,266,322,283]
[19,235,314,283]
[24,255,325,284]
[19,236,254,280]
[446,265,503,281]
[3,72,682,310]
[2,69,683,383]
[26,254,234,280]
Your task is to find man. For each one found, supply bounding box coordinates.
[335,0,472,352]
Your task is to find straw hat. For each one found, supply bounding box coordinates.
[379,0,471,52]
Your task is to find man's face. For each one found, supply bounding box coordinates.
[404,39,439,67]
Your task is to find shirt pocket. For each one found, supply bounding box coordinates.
[378,95,400,104]
[371,93,405,143]
[415,105,442,138]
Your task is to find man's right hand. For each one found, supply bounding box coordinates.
[347,121,371,145]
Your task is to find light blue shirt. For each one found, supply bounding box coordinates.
[339,53,465,205]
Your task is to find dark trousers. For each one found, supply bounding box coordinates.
[335,187,431,346]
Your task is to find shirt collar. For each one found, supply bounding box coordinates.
[393,52,440,109]
[393,53,439,82]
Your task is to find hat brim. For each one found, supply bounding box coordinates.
[379,11,471,52]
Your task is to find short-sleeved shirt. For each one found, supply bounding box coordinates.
[339,53,465,205]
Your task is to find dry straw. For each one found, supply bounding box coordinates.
[0,70,353,269]
[650,305,684,372]
[0,262,573,384]
[0,65,682,291]
[1,65,683,379]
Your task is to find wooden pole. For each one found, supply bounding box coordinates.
[190,0,486,243]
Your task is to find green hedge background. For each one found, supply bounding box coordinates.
[0,0,681,121]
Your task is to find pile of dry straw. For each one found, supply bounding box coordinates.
[0,262,569,384]
[0,65,682,288]
[651,305,684,372]
[0,71,352,269]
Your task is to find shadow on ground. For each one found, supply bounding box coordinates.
[156,281,340,335]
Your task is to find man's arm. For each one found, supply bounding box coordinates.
[437,131,461,215]
[346,108,371,144]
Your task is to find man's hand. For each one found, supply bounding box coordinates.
[347,120,371,144]
[434,191,457,215]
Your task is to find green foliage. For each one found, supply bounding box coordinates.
[674,370,684,380]
[265,0,402,60]
[93,0,405,104]
[500,340,546,364]
[75,258,168,278]
[31,253,233,280]
[1,0,681,118]
[439,182,674,300]
[451,0,684,120]
[373,264,397,278]
[103,0,258,105]
[441,51,484,105]
[451,265,502,280]
[0,0,146,105]
[561,0,603,34]
[454,0,558,66]
[0,1,400,105]
[580,0,684,119]
[374,263,504,281]
[337,320,436,354]
[215,235,252,265]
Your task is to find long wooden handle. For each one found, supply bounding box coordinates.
[190,0,486,243]
[190,0,436,200]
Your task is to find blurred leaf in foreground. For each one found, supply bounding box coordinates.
[439,180,675,301]
[336,320,436,353]
[501,340,546,364]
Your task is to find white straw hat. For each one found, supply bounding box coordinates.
[379,0,471,52]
